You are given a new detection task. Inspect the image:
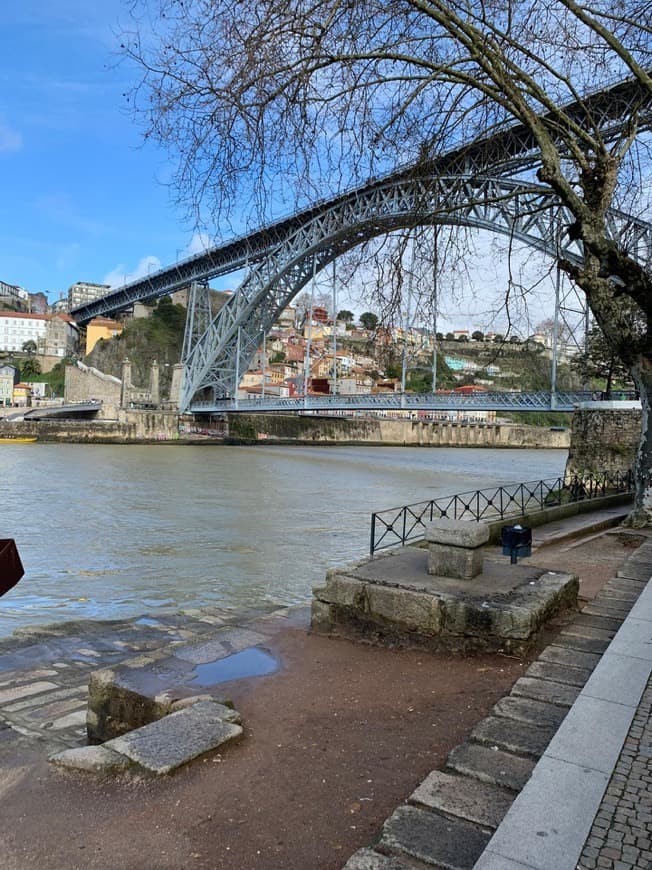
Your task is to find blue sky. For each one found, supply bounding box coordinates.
[1,1,214,303]
[0,1,566,334]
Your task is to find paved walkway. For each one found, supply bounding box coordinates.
[345,517,652,870]
[474,537,652,870]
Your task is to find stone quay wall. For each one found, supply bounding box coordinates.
[226,413,570,449]
[566,409,641,478]
[3,409,181,443]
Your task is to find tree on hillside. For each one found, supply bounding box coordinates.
[572,326,636,395]
[359,312,379,331]
[20,357,41,379]
[336,310,355,324]
[122,1,652,519]
[22,340,37,356]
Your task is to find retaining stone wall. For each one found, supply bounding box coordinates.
[227,413,570,448]
[566,409,640,477]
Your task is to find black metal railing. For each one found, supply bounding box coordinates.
[369,470,634,554]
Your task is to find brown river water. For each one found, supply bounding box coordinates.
[1,442,567,637]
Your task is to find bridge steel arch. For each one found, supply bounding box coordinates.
[180,173,652,412]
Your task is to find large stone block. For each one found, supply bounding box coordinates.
[316,574,367,609]
[428,542,484,580]
[366,583,441,634]
[425,518,490,548]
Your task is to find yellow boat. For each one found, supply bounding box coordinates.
[0,437,37,443]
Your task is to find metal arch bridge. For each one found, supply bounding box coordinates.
[67,72,652,413]
[190,390,640,415]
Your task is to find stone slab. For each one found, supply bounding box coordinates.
[478,755,610,870]
[510,676,581,708]
[380,804,490,868]
[607,616,652,661]
[49,745,133,773]
[491,695,568,730]
[105,700,242,774]
[471,716,557,759]
[538,645,601,671]
[174,627,268,664]
[409,770,515,830]
[572,613,625,632]
[552,633,610,655]
[558,624,616,642]
[447,742,535,792]
[424,518,490,548]
[342,849,414,869]
[0,681,58,706]
[544,695,636,775]
[582,650,652,707]
[525,660,592,688]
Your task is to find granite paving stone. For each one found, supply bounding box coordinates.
[380,804,491,868]
[491,695,568,730]
[342,849,415,869]
[105,700,243,774]
[471,716,557,759]
[446,741,535,792]
[509,676,581,707]
[525,659,593,687]
[409,770,515,830]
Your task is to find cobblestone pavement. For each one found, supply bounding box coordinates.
[0,604,278,752]
[577,676,652,870]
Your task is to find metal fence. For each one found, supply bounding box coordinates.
[369,470,635,554]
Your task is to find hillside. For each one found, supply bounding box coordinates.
[85,298,185,397]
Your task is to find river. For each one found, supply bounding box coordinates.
[1,443,567,638]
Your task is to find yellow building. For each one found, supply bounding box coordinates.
[85,317,123,355]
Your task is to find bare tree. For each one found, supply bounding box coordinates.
[122,0,652,519]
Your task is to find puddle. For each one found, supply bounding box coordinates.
[191,646,278,687]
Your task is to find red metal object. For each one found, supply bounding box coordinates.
[0,539,24,597]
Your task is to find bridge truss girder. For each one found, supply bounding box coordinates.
[180,173,652,412]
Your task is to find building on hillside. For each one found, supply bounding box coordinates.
[86,317,124,354]
[0,311,48,352]
[0,281,29,311]
[0,364,16,406]
[67,282,111,311]
[41,314,79,358]
[12,382,31,407]
[274,306,296,330]
[0,311,79,357]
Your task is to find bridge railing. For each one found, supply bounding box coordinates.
[369,470,634,555]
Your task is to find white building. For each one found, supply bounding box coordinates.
[0,312,79,357]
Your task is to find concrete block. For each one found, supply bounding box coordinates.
[380,804,490,868]
[105,700,242,775]
[608,616,652,660]
[428,542,484,580]
[409,770,515,830]
[366,584,441,634]
[425,518,490,548]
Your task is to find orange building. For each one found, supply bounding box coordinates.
[85,317,123,355]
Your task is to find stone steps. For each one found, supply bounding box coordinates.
[342,540,652,870]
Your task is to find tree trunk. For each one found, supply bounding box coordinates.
[627,360,652,526]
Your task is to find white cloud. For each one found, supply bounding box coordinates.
[185,232,213,256]
[0,123,22,153]
[103,255,162,288]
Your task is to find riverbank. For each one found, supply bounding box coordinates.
[0,508,639,870]
[2,411,570,448]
